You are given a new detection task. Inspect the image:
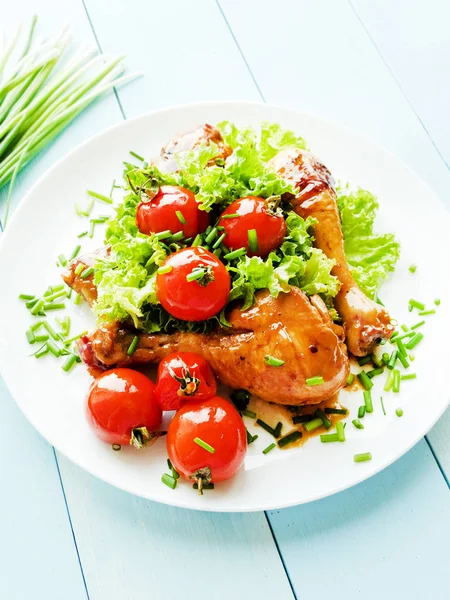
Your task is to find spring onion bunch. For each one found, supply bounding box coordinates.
[0,16,137,226]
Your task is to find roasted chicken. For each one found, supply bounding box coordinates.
[270,148,393,356]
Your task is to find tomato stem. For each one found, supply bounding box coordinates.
[168,363,201,397]
[190,466,212,496]
[130,426,157,450]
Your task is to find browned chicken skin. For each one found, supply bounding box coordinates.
[77,288,349,405]
[270,148,393,356]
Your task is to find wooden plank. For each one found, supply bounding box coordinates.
[267,440,450,599]
[0,379,88,599]
[350,0,450,169]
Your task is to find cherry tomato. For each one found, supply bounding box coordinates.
[218,196,286,257]
[155,352,217,411]
[156,247,230,321]
[167,396,246,489]
[136,185,209,238]
[86,368,161,448]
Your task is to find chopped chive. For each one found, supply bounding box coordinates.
[357,355,372,366]
[157,265,173,275]
[61,355,77,371]
[324,408,347,415]
[73,293,82,305]
[366,367,384,379]
[248,229,259,253]
[221,213,240,219]
[30,299,44,316]
[405,332,424,350]
[45,290,67,303]
[358,371,373,391]
[262,442,276,454]
[292,414,313,424]
[19,294,35,301]
[87,189,113,204]
[80,267,94,279]
[213,248,222,258]
[205,227,218,245]
[264,355,284,367]
[352,419,364,430]
[77,231,88,238]
[30,321,44,332]
[35,345,49,358]
[396,331,415,341]
[175,210,186,224]
[34,334,49,343]
[161,473,177,490]
[194,437,215,454]
[346,373,355,386]
[384,370,395,392]
[306,376,324,386]
[130,150,145,162]
[74,263,84,276]
[256,419,276,436]
[273,422,283,438]
[314,409,332,429]
[371,354,383,368]
[387,350,398,371]
[154,229,172,241]
[212,232,226,249]
[401,373,416,381]
[43,303,65,311]
[242,409,257,419]
[434,298,441,306]
[396,408,404,417]
[192,482,214,490]
[354,452,372,463]
[246,431,258,445]
[192,234,203,247]
[358,405,366,419]
[58,254,67,267]
[223,247,247,260]
[380,396,386,416]
[91,218,108,225]
[397,352,410,369]
[171,231,184,242]
[409,299,425,311]
[26,330,35,344]
[396,339,407,357]
[304,418,323,432]
[336,421,346,442]
[127,336,139,356]
[88,220,96,238]
[63,331,88,345]
[392,369,401,393]
[411,320,425,330]
[401,324,409,332]
[391,331,399,340]
[278,431,302,448]
[363,390,373,413]
[418,309,435,316]
[408,264,417,273]
[47,339,61,357]
[186,268,206,283]
[320,433,339,443]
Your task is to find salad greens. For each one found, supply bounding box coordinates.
[94,122,399,333]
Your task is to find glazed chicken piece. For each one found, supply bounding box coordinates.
[270,148,393,356]
[151,124,232,173]
[62,255,99,306]
[77,288,349,406]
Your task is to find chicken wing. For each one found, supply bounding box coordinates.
[270,148,393,356]
[77,288,349,406]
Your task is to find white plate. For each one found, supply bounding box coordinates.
[0,102,449,512]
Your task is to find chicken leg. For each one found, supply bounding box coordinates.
[270,148,393,356]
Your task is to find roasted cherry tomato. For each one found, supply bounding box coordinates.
[218,196,286,257]
[136,185,209,238]
[156,247,230,321]
[155,352,217,411]
[167,396,246,491]
[86,368,161,448]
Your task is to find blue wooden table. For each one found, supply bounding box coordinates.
[1,1,449,598]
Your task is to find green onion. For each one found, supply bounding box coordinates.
[405,332,424,350]
[346,373,355,386]
[392,369,401,393]
[380,396,386,416]
[212,232,226,249]
[78,231,88,238]
[336,421,345,442]
[304,418,323,432]
[246,431,258,445]
[186,268,206,283]
[194,437,215,454]
[170,231,184,242]
[397,352,410,369]
[63,330,88,345]
[80,266,94,279]
[45,289,67,302]
[396,408,403,417]
[396,339,407,357]
[408,264,417,273]
[248,229,259,253]
[161,473,177,490]
[354,452,372,463]
[262,443,276,454]
[127,336,139,356]
[411,320,425,330]
[324,408,347,415]
[69,245,81,261]
[88,221,96,238]
[43,302,65,311]
[357,355,372,366]
[387,351,398,370]
[221,213,240,220]
[58,253,67,267]
[264,355,284,367]
[34,334,49,343]
[401,373,416,381]
[223,247,246,260]
[358,405,366,419]
[73,293,82,305]
[397,331,416,341]
[213,248,222,259]
[87,189,113,204]
[409,299,425,310]
[418,309,435,316]
[278,431,302,447]
[273,422,283,438]
[19,293,35,301]
[157,265,172,275]
[384,370,395,392]
[382,352,390,365]
[154,229,172,241]
[62,355,77,372]
[74,263,84,276]
[192,234,203,247]
[401,324,409,332]
[352,419,364,430]
[204,227,218,245]
[292,414,313,424]
[306,376,324,386]
[35,345,49,358]
[434,298,441,306]
[320,433,339,443]
[363,390,373,413]
[30,320,44,331]
[26,329,35,344]
[242,409,257,419]
[358,371,373,391]
[371,354,383,368]
[366,367,384,379]
[47,339,61,357]
[314,409,332,429]
[130,150,145,162]
[30,299,44,316]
